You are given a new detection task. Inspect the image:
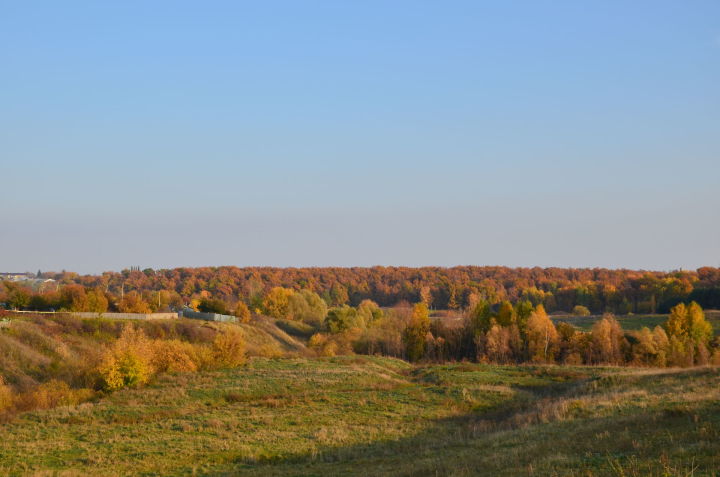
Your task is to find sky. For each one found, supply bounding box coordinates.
[1,0,719,274]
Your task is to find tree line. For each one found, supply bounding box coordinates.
[1,276,717,367]
[5,266,720,315]
[312,300,718,368]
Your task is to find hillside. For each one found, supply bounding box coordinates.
[0,314,308,400]
[0,356,717,476]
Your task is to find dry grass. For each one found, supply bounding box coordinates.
[0,358,716,476]
[0,314,308,420]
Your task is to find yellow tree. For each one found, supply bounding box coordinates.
[651,325,669,367]
[234,301,251,323]
[687,302,713,346]
[687,302,713,365]
[591,314,625,365]
[664,303,687,338]
[403,303,430,362]
[526,305,559,363]
[664,302,713,366]
[86,288,108,313]
[262,287,295,319]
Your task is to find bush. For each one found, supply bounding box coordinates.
[198,298,229,315]
[18,380,95,411]
[152,340,199,373]
[308,333,338,357]
[572,305,591,316]
[211,328,246,368]
[97,326,155,391]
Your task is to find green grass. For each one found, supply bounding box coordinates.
[553,310,720,335]
[0,357,718,476]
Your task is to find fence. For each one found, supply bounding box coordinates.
[70,312,179,320]
[180,309,238,323]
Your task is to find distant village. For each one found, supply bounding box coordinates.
[0,272,56,286]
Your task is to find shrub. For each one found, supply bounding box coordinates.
[212,328,246,368]
[308,333,338,357]
[97,325,155,391]
[572,305,591,316]
[152,339,199,373]
[19,380,95,411]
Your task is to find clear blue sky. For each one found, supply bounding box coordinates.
[1,1,719,273]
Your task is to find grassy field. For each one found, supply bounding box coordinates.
[0,356,718,476]
[553,310,720,335]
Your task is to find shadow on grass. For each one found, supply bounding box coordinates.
[209,368,720,477]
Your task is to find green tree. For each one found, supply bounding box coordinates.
[325,305,360,333]
[514,299,534,332]
[7,286,31,310]
[288,290,327,325]
[469,300,493,334]
[198,297,228,314]
[357,299,383,325]
[329,283,349,306]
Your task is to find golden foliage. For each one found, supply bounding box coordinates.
[212,327,246,368]
[526,305,559,363]
[97,324,249,390]
[308,333,338,357]
[97,325,155,391]
[403,303,430,362]
[262,287,295,319]
[16,380,95,411]
[152,339,199,373]
[591,314,625,365]
[234,302,251,323]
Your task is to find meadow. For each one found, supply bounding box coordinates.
[0,355,718,476]
[0,311,719,476]
[552,310,720,335]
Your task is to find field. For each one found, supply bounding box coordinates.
[552,310,720,335]
[0,355,718,476]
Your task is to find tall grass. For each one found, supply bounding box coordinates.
[0,316,252,420]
